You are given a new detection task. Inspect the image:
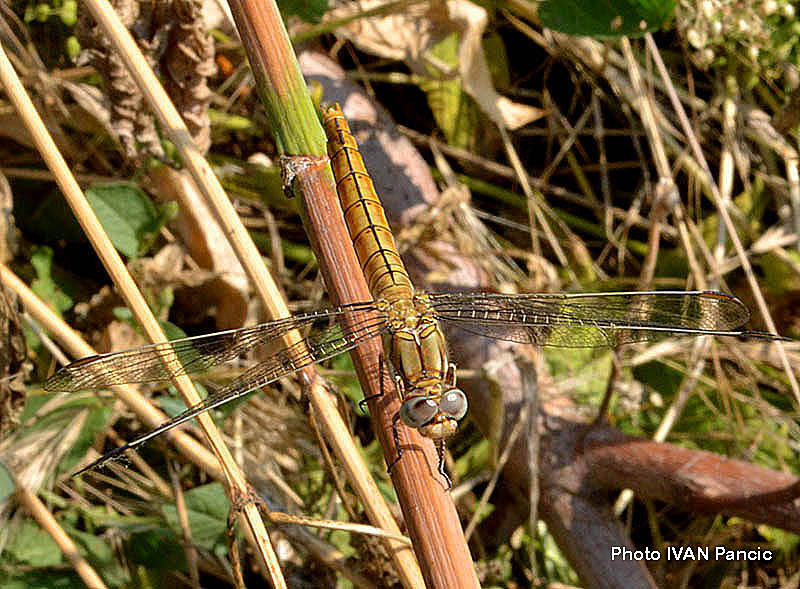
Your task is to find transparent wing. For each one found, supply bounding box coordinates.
[428,290,769,347]
[71,310,390,473]
[45,303,377,392]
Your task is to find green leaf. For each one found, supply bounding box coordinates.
[57,526,131,587]
[538,0,677,38]
[632,360,683,398]
[0,571,85,589]
[757,525,800,554]
[0,461,15,502]
[67,529,114,565]
[544,348,612,403]
[6,521,63,567]
[111,308,186,342]
[455,438,490,479]
[760,251,800,296]
[16,391,113,475]
[31,246,73,315]
[127,527,185,575]
[484,32,511,90]
[278,0,327,23]
[421,32,484,151]
[162,482,230,550]
[58,402,114,475]
[329,352,364,413]
[86,183,173,258]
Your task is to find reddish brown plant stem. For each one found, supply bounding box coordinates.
[286,156,479,588]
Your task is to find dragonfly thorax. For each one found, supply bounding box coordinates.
[384,306,469,441]
[376,295,435,331]
[386,317,450,390]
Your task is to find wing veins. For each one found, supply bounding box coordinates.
[428,291,754,347]
[46,303,378,392]
[73,315,389,473]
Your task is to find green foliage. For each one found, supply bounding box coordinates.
[16,391,113,475]
[126,528,185,572]
[454,437,491,480]
[483,32,512,90]
[545,347,613,404]
[421,32,482,150]
[678,0,800,80]
[157,381,215,420]
[760,250,800,296]
[278,0,328,23]
[31,246,73,316]
[4,521,62,567]
[538,0,677,38]
[8,0,798,585]
[20,0,78,62]
[23,0,75,26]
[86,184,177,258]
[60,403,115,475]
[329,351,365,413]
[535,521,581,583]
[65,35,80,61]
[0,461,14,503]
[110,308,184,340]
[162,483,231,551]
[758,525,800,555]
[0,572,86,589]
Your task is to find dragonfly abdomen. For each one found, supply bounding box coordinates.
[323,107,414,303]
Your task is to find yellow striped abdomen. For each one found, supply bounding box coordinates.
[323,105,413,303]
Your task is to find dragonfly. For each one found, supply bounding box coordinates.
[45,104,787,482]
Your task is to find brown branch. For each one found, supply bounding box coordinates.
[584,425,800,530]
[223,0,428,584]
[286,154,479,589]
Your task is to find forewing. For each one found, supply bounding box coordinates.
[45,304,376,392]
[73,311,390,473]
[429,291,752,347]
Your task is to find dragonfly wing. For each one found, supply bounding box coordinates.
[429,291,754,348]
[440,319,619,346]
[45,303,376,392]
[73,312,389,473]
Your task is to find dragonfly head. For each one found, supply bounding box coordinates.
[399,388,468,439]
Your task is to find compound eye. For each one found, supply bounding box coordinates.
[439,389,468,421]
[400,397,438,428]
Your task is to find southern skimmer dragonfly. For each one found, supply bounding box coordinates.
[45,105,785,480]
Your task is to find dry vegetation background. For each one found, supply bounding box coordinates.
[0,0,799,587]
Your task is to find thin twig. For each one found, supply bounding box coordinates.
[0,33,286,585]
[644,33,800,403]
[170,463,201,589]
[15,483,108,588]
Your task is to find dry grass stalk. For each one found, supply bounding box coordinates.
[0,265,222,475]
[15,484,107,588]
[643,33,799,402]
[0,32,281,586]
[1,259,383,587]
[73,0,427,584]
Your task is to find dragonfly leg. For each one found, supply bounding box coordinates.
[435,440,452,490]
[446,362,457,387]
[387,410,403,475]
[359,353,390,411]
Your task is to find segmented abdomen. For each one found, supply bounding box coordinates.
[323,105,414,303]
